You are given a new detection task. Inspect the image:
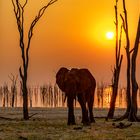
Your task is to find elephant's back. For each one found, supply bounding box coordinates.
[77,69,96,90]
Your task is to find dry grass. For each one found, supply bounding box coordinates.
[0,107,140,140]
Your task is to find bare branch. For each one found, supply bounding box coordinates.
[8,73,18,86]
[115,3,118,67]
[22,0,28,8]
[117,24,123,62]
[132,17,140,60]
[8,75,13,82]
[120,14,126,33]
[26,0,58,67]
[15,75,18,83]
[119,55,123,67]
[12,0,16,14]
[114,21,116,25]
[19,67,24,80]
[28,113,38,119]
[48,0,58,5]
[130,48,135,54]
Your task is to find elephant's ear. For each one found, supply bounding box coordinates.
[56,67,69,92]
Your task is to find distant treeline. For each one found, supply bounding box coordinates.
[0,83,140,108]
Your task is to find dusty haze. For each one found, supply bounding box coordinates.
[0,0,140,86]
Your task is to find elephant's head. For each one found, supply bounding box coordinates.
[56,67,78,98]
[56,67,69,92]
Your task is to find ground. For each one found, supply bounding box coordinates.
[0,108,140,140]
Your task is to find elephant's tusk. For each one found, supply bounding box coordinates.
[64,95,67,103]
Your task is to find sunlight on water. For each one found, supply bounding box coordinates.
[0,85,140,108]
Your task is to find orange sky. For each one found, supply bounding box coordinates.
[0,0,139,85]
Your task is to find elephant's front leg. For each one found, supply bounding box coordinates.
[67,96,76,125]
[78,94,90,125]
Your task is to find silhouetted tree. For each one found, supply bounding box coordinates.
[48,84,53,107]
[12,0,58,120]
[62,91,66,107]
[54,84,58,107]
[34,86,39,106]
[28,87,33,107]
[117,0,131,120]
[129,17,140,121]
[3,83,9,107]
[8,74,18,107]
[107,0,123,119]
[0,87,3,106]
[40,85,48,106]
[116,0,139,121]
[97,82,104,108]
[97,84,101,108]
[118,88,123,107]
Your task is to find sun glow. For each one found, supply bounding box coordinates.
[106,32,114,40]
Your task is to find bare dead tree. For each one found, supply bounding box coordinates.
[129,17,140,121]
[8,74,18,107]
[118,0,131,120]
[117,17,140,122]
[0,87,3,106]
[54,84,58,107]
[115,1,140,122]
[3,83,9,107]
[28,87,33,107]
[12,0,58,120]
[97,83,101,108]
[34,86,38,106]
[100,82,104,108]
[40,85,48,106]
[48,84,53,107]
[62,91,66,107]
[106,0,123,120]
[118,88,123,107]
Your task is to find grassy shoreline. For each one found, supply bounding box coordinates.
[0,108,139,140]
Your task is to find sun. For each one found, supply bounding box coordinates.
[106,31,114,40]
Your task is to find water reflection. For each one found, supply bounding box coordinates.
[0,84,140,108]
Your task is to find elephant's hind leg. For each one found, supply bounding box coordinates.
[88,92,95,123]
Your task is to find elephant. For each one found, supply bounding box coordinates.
[56,67,96,125]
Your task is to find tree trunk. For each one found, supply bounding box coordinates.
[107,87,117,118]
[107,0,123,119]
[11,92,15,107]
[21,71,29,120]
[22,82,29,120]
[124,49,131,117]
[107,59,122,119]
[119,0,131,120]
[129,17,140,121]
